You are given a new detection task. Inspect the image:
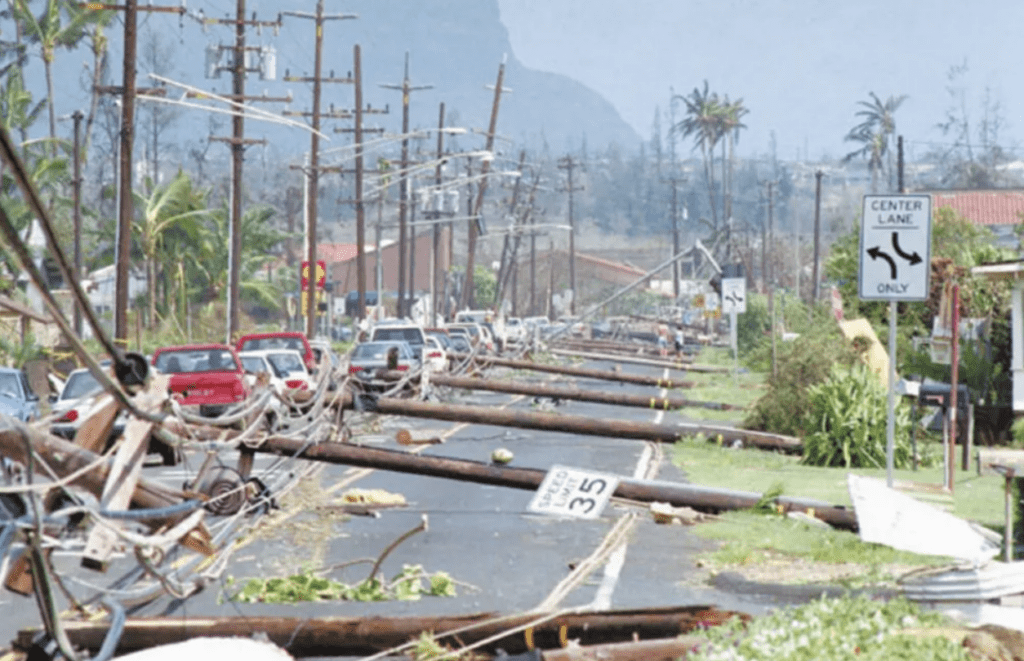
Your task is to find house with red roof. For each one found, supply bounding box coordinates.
[925,189,1024,246]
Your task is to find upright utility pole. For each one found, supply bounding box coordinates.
[354,45,367,321]
[812,170,823,305]
[87,0,185,343]
[494,150,527,309]
[72,111,83,338]
[114,0,137,344]
[283,2,356,338]
[431,103,446,324]
[201,5,286,341]
[767,181,776,380]
[558,155,584,315]
[380,54,432,319]
[663,175,685,301]
[461,59,508,311]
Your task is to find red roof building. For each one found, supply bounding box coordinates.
[928,190,1024,226]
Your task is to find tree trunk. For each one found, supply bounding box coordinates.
[44,58,57,156]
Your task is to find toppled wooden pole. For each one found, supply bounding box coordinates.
[429,373,736,411]
[549,337,692,359]
[347,394,797,451]
[451,354,695,389]
[547,348,728,373]
[250,438,856,529]
[541,636,706,661]
[0,417,214,555]
[20,606,746,657]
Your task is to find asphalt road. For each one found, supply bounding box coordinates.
[1,354,820,655]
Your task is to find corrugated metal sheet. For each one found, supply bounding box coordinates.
[901,562,1024,601]
[848,475,1000,564]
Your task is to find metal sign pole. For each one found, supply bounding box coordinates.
[730,308,738,385]
[886,300,897,487]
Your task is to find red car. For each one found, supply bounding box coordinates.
[235,332,316,373]
[152,344,251,417]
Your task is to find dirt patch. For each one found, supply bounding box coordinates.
[700,550,925,588]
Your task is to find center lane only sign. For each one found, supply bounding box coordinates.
[859,194,932,301]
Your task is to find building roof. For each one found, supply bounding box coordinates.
[318,242,393,264]
[928,190,1024,226]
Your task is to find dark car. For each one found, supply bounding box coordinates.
[348,341,418,388]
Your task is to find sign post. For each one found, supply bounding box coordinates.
[721,277,746,381]
[858,194,932,487]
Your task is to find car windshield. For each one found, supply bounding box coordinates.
[353,342,410,360]
[267,352,304,373]
[62,371,102,400]
[373,327,423,344]
[240,337,305,353]
[240,356,267,374]
[157,349,239,374]
[0,373,20,399]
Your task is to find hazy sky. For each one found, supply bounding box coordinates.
[497,0,1024,161]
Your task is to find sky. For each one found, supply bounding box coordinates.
[497,0,1024,161]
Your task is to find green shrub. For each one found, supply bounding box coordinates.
[802,364,912,469]
[743,322,858,437]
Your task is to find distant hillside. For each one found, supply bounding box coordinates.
[26,0,640,157]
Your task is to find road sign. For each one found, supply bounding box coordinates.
[859,195,931,301]
[721,278,746,314]
[527,465,619,519]
[301,260,327,289]
[300,289,323,316]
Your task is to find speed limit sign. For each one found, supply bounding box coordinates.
[527,465,620,519]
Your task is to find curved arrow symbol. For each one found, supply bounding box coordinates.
[891,232,922,265]
[867,246,897,279]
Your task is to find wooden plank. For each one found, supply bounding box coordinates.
[72,394,119,454]
[81,376,169,571]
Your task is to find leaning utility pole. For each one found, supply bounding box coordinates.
[380,53,432,319]
[494,150,527,310]
[558,155,584,315]
[206,2,286,342]
[431,103,446,324]
[461,58,508,311]
[283,2,356,337]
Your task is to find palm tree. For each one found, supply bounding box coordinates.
[11,0,112,153]
[132,172,212,328]
[673,81,723,227]
[844,92,907,192]
[720,96,748,224]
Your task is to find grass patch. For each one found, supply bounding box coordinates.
[673,366,765,421]
[695,510,950,583]
[672,437,1006,528]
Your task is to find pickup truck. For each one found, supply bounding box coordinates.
[152,344,251,418]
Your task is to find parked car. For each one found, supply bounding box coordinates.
[50,366,181,464]
[0,367,39,422]
[152,344,251,418]
[505,317,525,346]
[422,336,447,372]
[235,332,316,374]
[239,349,313,395]
[348,341,418,386]
[369,323,426,361]
[448,322,489,352]
[447,333,472,354]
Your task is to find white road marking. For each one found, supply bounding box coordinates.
[587,367,670,610]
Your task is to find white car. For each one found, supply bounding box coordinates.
[505,317,525,346]
[239,349,313,396]
[422,336,447,372]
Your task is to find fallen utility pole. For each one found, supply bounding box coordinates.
[428,373,736,411]
[450,354,695,389]
[343,391,797,451]
[250,438,852,529]
[546,348,727,374]
[550,337,693,359]
[18,606,745,657]
[0,419,214,555]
